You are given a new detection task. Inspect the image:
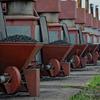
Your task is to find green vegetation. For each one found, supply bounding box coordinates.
[70,75,100,100]
[86,75,100,89]
[70,91,91,100]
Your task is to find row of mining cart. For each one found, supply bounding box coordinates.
[0,0,100,97]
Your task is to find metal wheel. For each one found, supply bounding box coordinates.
[71,55,80,68]
[49,59,60,77]
[4,66,21,94]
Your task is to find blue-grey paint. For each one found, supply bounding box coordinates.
[6,25,31,37]
[69,34,76,44]
[49,31,58,43]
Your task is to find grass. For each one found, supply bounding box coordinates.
[70,91,91,100]
[70,75,100,100]
[86,75,100,89]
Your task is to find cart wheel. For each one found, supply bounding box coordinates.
[71,55,80,68]
[49,59,60,77]
[4,66,21,94]
[87,53,92,63]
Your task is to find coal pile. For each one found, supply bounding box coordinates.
[87,43,93,46]
[0,35,38,42]
[49,40,71,45]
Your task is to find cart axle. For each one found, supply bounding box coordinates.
[0,74,10,84]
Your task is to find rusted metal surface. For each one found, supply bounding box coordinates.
[83,33,99,52]
[87,52,93,63]
[84,44,98,54]
[0,42,42,96]
[42,44,72,76]
[92,51,99,64]
[70,55,80,68]
[49,59,60,77]
[42,43,87,69]
[36,0,61,13]
[85,13,93,27]
[86,49,99,64]
[80,56,87,67]
[0,42,42,72]
[82,44,99,64]
[42,44,73,64]
[23,68,40,96]
[36,0,60,23]
[59,0,76,20]
[4,66,21,94]
[75,8,86,24]
[93,18,98,29]
[67,29,88,68]
[67,44,87,58]
[60,62,70,76]
[39,16,71,76]
[80,32,98,64]
[67,44,88,68]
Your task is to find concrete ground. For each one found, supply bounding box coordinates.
[0,62,100,100]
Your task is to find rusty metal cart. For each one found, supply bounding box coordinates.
[41,44,73,77]
[83,32,99,64]
[66,28,88,68]
[39,16,73,77]
[0,42,43,96]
